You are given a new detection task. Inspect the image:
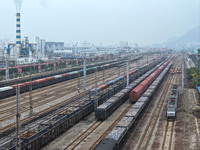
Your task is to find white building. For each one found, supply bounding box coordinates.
[36,36,45,58]
[45,42,65,52]
[53,49,73,55]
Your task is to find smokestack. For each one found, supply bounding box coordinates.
[16,13,21,58]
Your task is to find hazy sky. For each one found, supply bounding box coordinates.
[0,0,199,46]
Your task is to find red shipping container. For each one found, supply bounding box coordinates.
[18,83,25,87]
[18,68,22,73]
[46,77,55,80]
[62,73,69,77]
[98,85,107,90]
[129,71,135,76]
[24,82,30,86]
[31,81,37,84]
[130,84,145,102]
[12,84,17,88]
[34,80,40,83]
[37,79,46,83]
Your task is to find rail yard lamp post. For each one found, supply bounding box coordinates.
[83,53,86,91]
[29,72,33,115]
[94,67,98,109]
[16,85,21,150]
[4,48,9,81]
[78,70,80,93]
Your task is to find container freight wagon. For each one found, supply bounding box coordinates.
[166,85,179,120]
[95,63,172,150]
[0,57,142,88]
[0,57,166,150]
[0,62,119,99]
[0,57,145,99]
[95,58,171,120]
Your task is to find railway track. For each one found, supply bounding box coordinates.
[161,58,181,150]
[65,121,102,150]
[132,71,174,150]
[64,102,134,150]
[57,56,169,150]
[0,67,117,114]
[0,59,121,84]
[1,57,148,135]
[162,121,175,150]
[89,103,134,150]
[0,90,89,137]
[123,56,181,150]
[0,69,119,130]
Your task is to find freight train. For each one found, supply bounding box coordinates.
[95,63,172,150]
[95,57,172,120]
[0,57,141,88]
[166,85,179,120]
[0,57,166,150]
[0,57,143,99]
[89,58,166,98]
[129,58,172,103]
[95,61,164,120]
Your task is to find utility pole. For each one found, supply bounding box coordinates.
[103,66,105,82]
[83,54,86,91]
[124,61,126,82]
[29,73,33,115]
[94,67,98,110]
[16,85,21,150]
[78,70,80,93]
[153,52,154,60]
[118,66,120,76]
[5,50,9,81]
[127,59,129,86]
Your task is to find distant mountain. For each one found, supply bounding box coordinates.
[152,26,200,48]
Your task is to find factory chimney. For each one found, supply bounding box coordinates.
[16,13,21,58]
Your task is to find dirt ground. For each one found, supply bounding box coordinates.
[174,88,200,150]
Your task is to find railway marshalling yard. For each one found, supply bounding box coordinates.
[0,54,200,150]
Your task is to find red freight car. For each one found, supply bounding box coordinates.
[129,61,170,103]
[99,85,107,90]
[129,84,145,102]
